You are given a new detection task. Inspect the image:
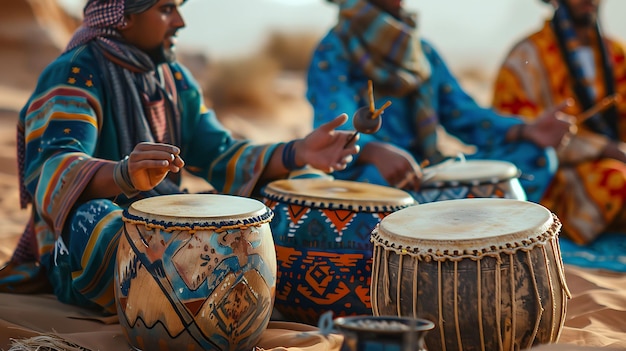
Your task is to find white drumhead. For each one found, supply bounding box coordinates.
[262,178,415,210]
[375,198,554,252]
[423,159,519,184]
[128,194,269,223]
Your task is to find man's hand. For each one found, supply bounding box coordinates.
[359,142,423,191]
[523,99,577,149]
[127,142,185,191]
[298,113,360,173]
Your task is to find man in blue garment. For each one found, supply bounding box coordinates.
[308,0,574,202]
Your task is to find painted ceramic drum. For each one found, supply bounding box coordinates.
[411,159,526,203]
[115,194,277,351]
[261,178,415,325]
[371,198,571,351]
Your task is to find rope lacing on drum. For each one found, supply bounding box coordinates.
[370,214,562,262]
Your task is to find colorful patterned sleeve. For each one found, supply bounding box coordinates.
[22,55,108,238]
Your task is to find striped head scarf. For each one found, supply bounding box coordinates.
[550,0,619,139]
[333,0,443,163]
[65,0,160,52]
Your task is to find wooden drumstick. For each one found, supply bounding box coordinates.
[396,160,430,189]
[370,100,392,120]
[576,94,622,123]
[368,80,375,113]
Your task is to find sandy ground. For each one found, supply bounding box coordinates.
[0,107,29,262]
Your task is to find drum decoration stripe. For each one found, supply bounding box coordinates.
[370,246,378,314]
[496,257,503,350]
[438,260,445,351]
[509,252,516,351]
[551,237,571,338]
[551,238,572,299]
[527,250,543,348]
[122,209,274,233]
[288,204,310,227]
[396,255,403,317]
[384,250,391,305]
[321,209,356,239]
[412,258,418,319]
[542,245,557,343]
[262,193,410,213]
[420,174,519,189]
[454,261,462,351]
[477,260,485,351]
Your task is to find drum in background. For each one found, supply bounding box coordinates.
[115,194,277,351]
[262,178,416,325]
[371,198,571,351]
[412,159,526,203]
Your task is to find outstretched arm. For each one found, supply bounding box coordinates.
[260,113,360,181]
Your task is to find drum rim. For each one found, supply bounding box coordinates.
[261,178,416,212]
[421,159,520,188]
[371,199,561,260]
[333,315,435,334]
[122,194,274,231]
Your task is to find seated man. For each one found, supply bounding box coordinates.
[492,0,626,245]
[0,0,359,314]
[307,0,573,204]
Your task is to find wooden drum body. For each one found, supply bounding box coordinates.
[262,179,415,325]
[115,194,277,351]
[412,159,526,203]
[371,198,570,351]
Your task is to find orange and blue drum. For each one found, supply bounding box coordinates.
[115,194,276,351]
[262,178,415,325]
[371,198,571,351]
[413,159,526,203]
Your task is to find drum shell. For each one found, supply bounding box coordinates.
[262,179,415,325]
[371,202,569,351]
[114,194,276,351]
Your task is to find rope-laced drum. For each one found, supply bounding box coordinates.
[115,194,276,351]
[262,178,415,325]
[371,198,571,351]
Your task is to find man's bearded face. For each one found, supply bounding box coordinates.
[563,0,600,27]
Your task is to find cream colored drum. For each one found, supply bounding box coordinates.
[371,198,570,351]
[115,194,276,351]
[413,159,526,203]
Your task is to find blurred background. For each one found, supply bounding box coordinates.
[0,0,624,253]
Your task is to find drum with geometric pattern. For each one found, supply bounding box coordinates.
[411,159,527,203]
[115,194,276,351]
[261,178,415,325]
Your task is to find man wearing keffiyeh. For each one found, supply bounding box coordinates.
[492,0,626,251]
[308,0,574,204]
[0,0,359,314]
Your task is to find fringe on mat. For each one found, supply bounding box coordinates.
[7,334,92,351]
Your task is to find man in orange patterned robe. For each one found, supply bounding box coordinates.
[492,0,626,245]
